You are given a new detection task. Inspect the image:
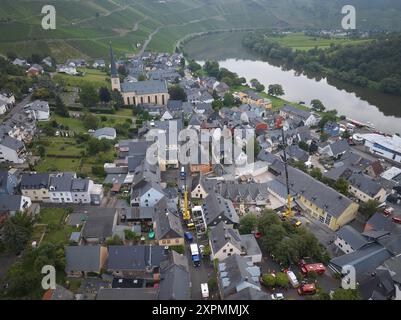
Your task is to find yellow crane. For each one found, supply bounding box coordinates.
[183,187,191,221]
[276,117,296,221]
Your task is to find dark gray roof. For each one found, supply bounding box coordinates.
[348,173,383,197]
[226,287,270,300]
[328,139,350,156]
[0,135,24,151]
[71,178,90,192]
[49,173,74,192]
[154,206,184,240]
[107,245,167,271]
[93,127,116,138]
[121,80,168,94]
[217,254,261,299]
[81,209,116,240]
[65,245,103,272]
[383,255,401,284]
[210,222,242,254]
[330,244,392,280]
[21,173,50,189]
[158,263,190,300]
[336,225,369,250]
[358,269,394,300]
[97,288,157,300]
[277,165,354,219]
[128,140,149,156]
[0,195,26,211]
[285,145,309,163]
[240,234,262,257]
[202,193,239,226]
[281,105,312,120]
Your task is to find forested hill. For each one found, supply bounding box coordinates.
[1,0,401,61]
[242,32,401,96]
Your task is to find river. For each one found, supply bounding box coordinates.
[184,32,401,134]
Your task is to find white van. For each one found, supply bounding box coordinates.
[201,283,209,298]
[287,270,299,288]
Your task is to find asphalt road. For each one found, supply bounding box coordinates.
[3,94,32,120]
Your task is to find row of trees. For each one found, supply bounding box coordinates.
[79,85,124,109]
[242,32,401,96]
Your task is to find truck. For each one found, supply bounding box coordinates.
[299,259,326,276]
[180,166,186,180]
[287,270,299,288]
[297,283,316,295]
[190,243,201,267]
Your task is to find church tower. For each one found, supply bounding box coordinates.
[110,43,121,92]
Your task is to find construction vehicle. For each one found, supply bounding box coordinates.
[183,187,191,221]
[297,283,316,295]
[299,259,326,276]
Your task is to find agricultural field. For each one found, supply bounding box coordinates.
[1,0,400,60]
[271,32,372,51]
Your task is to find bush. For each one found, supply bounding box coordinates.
[170,245,185,254]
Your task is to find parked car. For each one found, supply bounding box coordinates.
[271,293,284,300]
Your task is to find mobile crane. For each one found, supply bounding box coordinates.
[275,116,293,219]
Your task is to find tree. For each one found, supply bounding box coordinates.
[311,99,325,112]
[203,60,220,77]
[137,73,146,81]
[6,51,17,61]
[359,199,380,219]
[310,167,323,181]
[188,60,201,73]
[255,83,265,92]
[111,90,124,109]
[2,212,33,254]
[37,145,46,157]
[124,230,140,244]
[99,87,111,103]
[212,99,224,111]
[333,178,349,196]
[262,274,276,287]
[223,92,235,106]
[275,272,289,288]
[117,65,128,78]
[319,111,337,128]
[54,95,69,117]
[331,288,361,300]
[298,141,309,152]
[268,84,284,96]
[168,85,187,101]
[105,235,123,246]
[239,213,258,234]
[82,112,99,130]
[79,85,99,108]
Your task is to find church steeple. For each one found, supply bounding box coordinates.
[109,42,121,92]
[109,42,117,78]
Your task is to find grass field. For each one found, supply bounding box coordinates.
[53,68,110,88]
[271,32,371,51]
[1,0,398,60]
[37,208,79,245]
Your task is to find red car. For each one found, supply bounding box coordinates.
[254,231,263,239]
[392,216,401,224]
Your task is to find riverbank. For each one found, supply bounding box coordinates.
[183,32,401,134]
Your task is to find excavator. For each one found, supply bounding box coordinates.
[275,116,301,226]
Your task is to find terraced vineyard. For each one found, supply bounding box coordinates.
[1,0,401,61]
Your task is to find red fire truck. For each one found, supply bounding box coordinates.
[297,283,316,295]
[299,259,326,275]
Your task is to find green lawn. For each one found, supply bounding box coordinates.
[37,208,79,245]
[271,32,371,51]
[53,68,110,88]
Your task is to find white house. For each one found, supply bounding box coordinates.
[49,172,75,203]
[71,178,94,204]
[0,136,26,163]
[209,222,242,262]
[0,99,7,115]
[334,225,369,254]
[24,100,50,121]
[130,181,165,207]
